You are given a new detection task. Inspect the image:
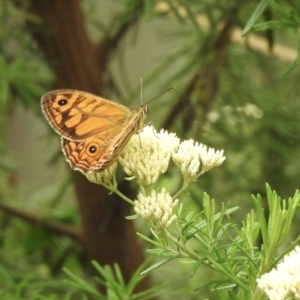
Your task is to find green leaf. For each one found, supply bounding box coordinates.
[140,257,177,275]
[242,0,271,35]
[284,37,300,74]
[63,267,103,298]
[252,20,295,31]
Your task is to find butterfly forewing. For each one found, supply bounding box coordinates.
[41,90,131,141]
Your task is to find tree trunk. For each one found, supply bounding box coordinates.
[28,0,149,290]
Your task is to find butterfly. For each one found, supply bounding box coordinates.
[41,89,147,174]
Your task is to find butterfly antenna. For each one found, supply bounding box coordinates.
[145,86,175,105]
[140,78,143,106]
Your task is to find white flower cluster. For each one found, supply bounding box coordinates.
[257,246,300,300]
[172,139,200,181]
[198,144,225,173]
[172,139,225,182]
[237,103,263,119]
[119,125,226,185]
[87,125,226,229]
[134,189,179,229]
[118,126,180,186]
[86,161,118,186]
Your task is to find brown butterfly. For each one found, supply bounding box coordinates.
[41,89,147,174]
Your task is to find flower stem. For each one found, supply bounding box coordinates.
[165,229,200,261]
[107,185,135,206]
[172,181,190,200]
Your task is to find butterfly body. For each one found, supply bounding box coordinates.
[41,89,147,174]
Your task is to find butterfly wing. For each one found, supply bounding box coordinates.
[41,89,131,141]
[61,106,147,173]
[41,89,147,173]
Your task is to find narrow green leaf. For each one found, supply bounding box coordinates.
[242,0,271,35]
[269,1,291,19]
[63,267,102,297]
[284,37,300,74]
[140,257,177,275]
[252,20,295,31]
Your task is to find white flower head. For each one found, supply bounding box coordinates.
[237,103,263,119]
[86,161,118,186]
[118,125,180,186]
[172,139,201,182]
[134,188,178,229]
[207,111,220,123]
[199,144,226,173]
[257,246,300,300]
[172,139,226,181]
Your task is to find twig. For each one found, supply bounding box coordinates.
[0,202,82,242]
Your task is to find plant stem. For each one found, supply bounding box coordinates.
[109,186,135,206]
[165,229,200,261]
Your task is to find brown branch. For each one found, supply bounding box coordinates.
[162,7,237,136]
[162,73,198,133]
[0,202,82,242]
